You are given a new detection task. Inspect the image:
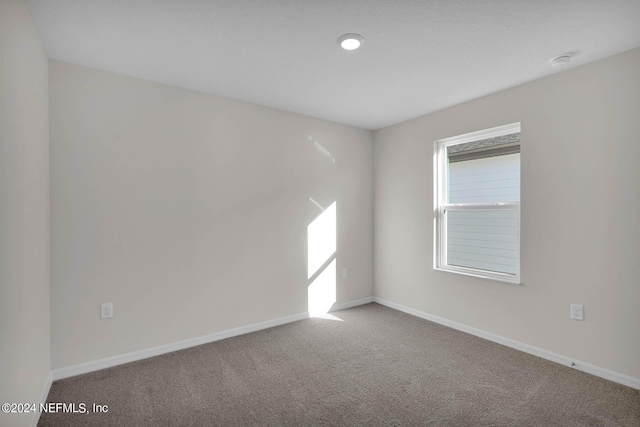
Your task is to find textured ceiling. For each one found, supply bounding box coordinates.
[27,0,640,130]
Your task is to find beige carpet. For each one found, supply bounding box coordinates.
[39,303,640,426]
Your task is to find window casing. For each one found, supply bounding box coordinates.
[434,123,521,284]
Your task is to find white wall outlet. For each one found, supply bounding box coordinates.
[101,303,113,319]
[341,268,347,278]
[570,304,584,321]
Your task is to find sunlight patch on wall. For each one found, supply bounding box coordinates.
[307,200,337,316]
[307,201,336,279]
[308,259,336,316]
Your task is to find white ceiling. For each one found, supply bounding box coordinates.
[27,0,640,130]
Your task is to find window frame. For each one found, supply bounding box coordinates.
[434,122,521,284]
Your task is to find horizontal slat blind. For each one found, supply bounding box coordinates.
[446,208,518,275]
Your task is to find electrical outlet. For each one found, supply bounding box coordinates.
[341,268,347,279]
[101,303,113,320]
[570,304,584,321]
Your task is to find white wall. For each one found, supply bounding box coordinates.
[374,48,640,379]
[0,1,51,426]
[49,61,373,369]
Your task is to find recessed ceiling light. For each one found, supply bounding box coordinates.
[549,55,572,68]
[338,33,364,51]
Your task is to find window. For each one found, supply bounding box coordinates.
[434,123,521,284]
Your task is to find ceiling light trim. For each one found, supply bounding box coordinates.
[549,54,573,68]
[337,33,365,51]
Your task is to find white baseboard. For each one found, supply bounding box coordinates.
[52,296,373,381]
[31,371,53,427]
[52,312,308,381]
[330,296,374,312]
[373,297,640,390]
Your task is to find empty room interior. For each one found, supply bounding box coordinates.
[2,0,640,426]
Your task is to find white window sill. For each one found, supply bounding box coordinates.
[435,266,521,285]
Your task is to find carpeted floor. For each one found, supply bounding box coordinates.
[39,303,640,426]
